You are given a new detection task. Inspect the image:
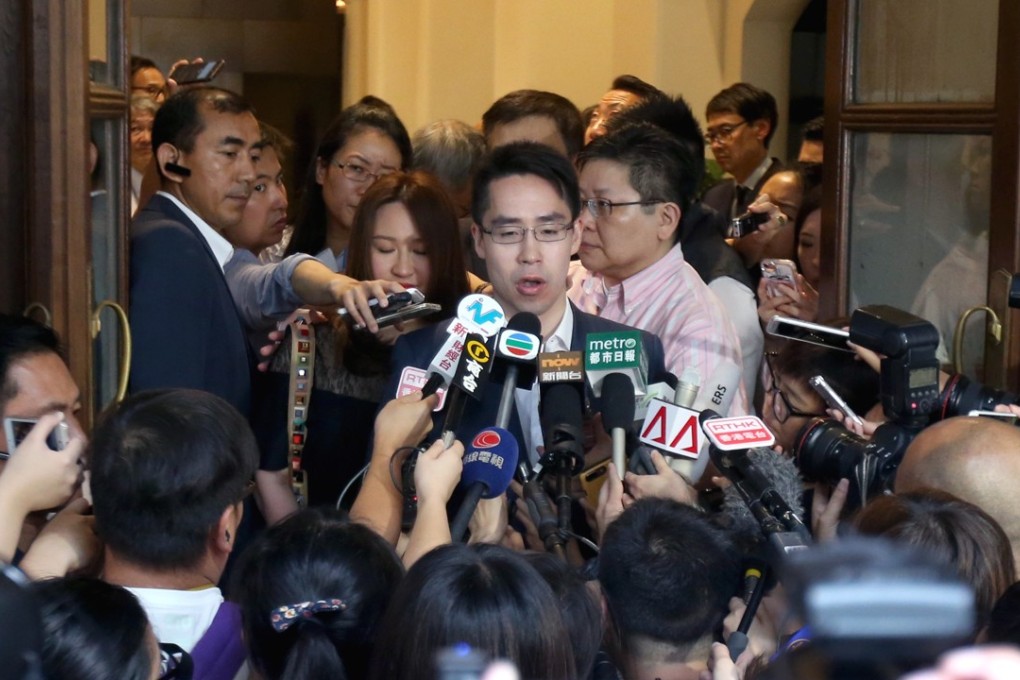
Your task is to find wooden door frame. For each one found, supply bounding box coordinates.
[822,0,1020,390]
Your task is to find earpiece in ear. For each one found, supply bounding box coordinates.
[165,161,193,177]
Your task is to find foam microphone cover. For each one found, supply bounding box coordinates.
[461,427,520,498]
[601,372,636,432]
[723,447,805,540]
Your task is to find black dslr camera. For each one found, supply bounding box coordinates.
[793,306,939,501]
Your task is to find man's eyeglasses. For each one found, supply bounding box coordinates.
[131,85,167,101]
[763,352,827,424]
[580,198,664,219]
[332,159,392,184]
[479,223,573,245]
[704,120,748,145]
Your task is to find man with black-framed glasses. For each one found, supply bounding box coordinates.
[701,82,784,222]
[386,141,669,463]
[569,124,749,416]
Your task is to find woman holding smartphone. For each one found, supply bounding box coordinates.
[757,187,822,327]
[253,171,470,522]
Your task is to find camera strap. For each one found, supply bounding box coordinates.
[287,310,316,507]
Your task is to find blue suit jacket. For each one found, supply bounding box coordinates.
[384,303,670,451]
[128,194,252,416]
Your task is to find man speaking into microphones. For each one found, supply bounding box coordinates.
[383,142,670,460]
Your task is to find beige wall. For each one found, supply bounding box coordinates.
[344,0,810,162]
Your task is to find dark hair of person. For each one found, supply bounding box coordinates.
[706,82,779,149]
[854,489,1016,629]
[369,544,575,680]
[233,508,403,680]
[801,115,825,142]
[471,141,580,227]
[986,581,1020,644]
[255,121,295,164]
[771,324,879,417]
[0,314,61,415]
[607,91,706,182]
[89,388,258,571]
[129,55,159,76]
[31,577,153,680]
[287,96,412,257]
[481,89,585,159]
[578,121,700,219]
[338,170,471,374]
[347,170,469,315]
[792,185,822,273]
[609,74,662,101]
[523,553,603,680]
[599,499,741,650]
[150,86,255,176]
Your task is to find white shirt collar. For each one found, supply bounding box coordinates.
[741,155,773,191]
[545,298,574,352]
[157,191,234,270]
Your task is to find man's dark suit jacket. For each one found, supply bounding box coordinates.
[129,194,252,416]
[384,303,670,452]
[701,157,784,229]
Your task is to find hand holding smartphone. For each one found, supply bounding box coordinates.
[168,59,225,85]
[761,258,798,299]
[809,375,864,429]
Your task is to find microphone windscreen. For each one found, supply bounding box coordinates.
[461,427,520,498]
[692,359,743,415]
[663,372,680,390]
[506,311,542,336]
[723,447,805,537]
[601,372,636,431]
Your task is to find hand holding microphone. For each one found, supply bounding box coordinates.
[449,428,520,543]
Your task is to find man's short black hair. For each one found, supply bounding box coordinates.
[130,55,159,76]
[606,92,706,193]
[90,388,258,571]
[578,122,700,222]
[609,74,662,101]
[150,86,255,172]
[706,82,779,149]
[599,499,741,651]
[802,115,824,142]
[0,314,61,416]
[481,90,585,159]
[471,141,580,226]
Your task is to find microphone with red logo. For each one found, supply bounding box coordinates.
[489,312,543,430]
[449,427,520,542]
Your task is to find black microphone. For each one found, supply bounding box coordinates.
[449,427,520,542]
[489,312,542,430]
[441,333,493,447]
[700,410,812,555]
[601,372,636,474]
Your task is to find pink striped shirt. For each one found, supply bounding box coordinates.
[568,244,749,414]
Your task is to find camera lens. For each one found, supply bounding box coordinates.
[941,374,1020,420]
[792,418,871,485]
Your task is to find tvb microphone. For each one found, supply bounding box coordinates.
[601,372,636,474]
[441,333,493,447]
[449,427,519,542]
[489,312,542,430]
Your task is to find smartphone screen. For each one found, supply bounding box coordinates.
[3,417,37,450]
[766,316,853,353]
